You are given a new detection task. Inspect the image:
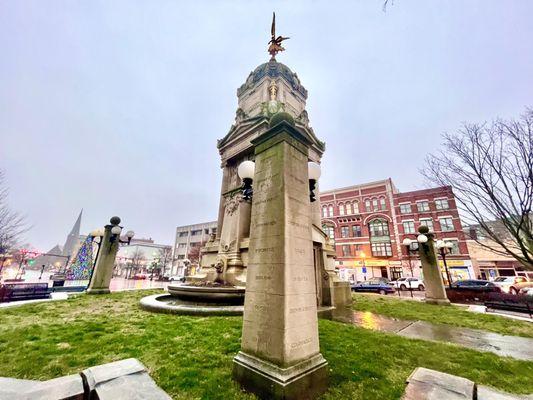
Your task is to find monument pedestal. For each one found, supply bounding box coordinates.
[233,352,327,400]
[233,116,328,400]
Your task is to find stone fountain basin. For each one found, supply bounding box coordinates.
[167,284,245,304]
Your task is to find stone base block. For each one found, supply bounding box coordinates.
[86,288,111,295]
[403,367,474,399]
[424,297,451,306]
[332,281,352,307]
[233,352,328,400]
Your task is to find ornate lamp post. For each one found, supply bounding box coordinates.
[87,217,134,295]
[308,162,321,202]
[237,160,255,201]
[436,240,454,288]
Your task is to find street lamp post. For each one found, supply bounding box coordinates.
[360,251,367,281]
[436,240,454,288]
[401,238,416,298]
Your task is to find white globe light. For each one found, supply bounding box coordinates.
[308,162,321,180]
[126,230,135,238]
[237,160,255,180]
[417,234,428,243]
[111,226,122,235]
[402,238,412,246]
[436,240,445,249]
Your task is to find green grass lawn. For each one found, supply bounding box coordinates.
[0,290,531,399]
[352,293,533,338]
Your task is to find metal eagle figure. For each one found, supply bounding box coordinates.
[268,12,289,60]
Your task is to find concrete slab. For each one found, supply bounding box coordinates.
[403,367,474,400]
[397,321,533,361]
[477,385,533,400]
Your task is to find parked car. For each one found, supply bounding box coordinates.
[351,279,395,295]
[493,276,532,294]
[391,277,425,291]
[167,275,185,282]
[132,273,148,280]
[519,287,533,297]
[450,280,501,292]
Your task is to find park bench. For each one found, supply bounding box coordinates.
[484,292,533,318]
[0,282,52,302]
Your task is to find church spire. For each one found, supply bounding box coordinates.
[62,209,83,257]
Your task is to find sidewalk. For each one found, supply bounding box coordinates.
[322,308,533,361]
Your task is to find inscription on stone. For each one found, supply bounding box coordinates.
[289,306,314,314]
[290,338,313,349]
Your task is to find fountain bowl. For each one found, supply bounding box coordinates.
[139,293,243,316]
[167,284,245,304]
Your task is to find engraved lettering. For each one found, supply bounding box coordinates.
[290,337,312,349]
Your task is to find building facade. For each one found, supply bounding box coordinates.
[172,221,217,275]
[115,241,172,278]
[320,180,473,283]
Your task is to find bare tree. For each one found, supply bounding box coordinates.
[157,246,173,273]
[0,170,28,254]
[129,248,146,277]
[424,109,533,269]
[187,242,205,265]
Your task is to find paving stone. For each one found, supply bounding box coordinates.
[478,385,533,400]
[402,367,474,400]
[81,358,171,400]
[0,374,84,400]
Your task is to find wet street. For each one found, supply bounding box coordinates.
[0,267,170,291]
[322,308,533,361]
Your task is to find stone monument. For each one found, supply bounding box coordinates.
[87,217,134,295]
[181,13,351,310]
[416,226,450,305]
[233,114,328,399]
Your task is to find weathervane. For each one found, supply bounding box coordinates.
[268,12,289,60]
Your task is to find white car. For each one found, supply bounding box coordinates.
[392,277,425,291]
[492,276,530,294]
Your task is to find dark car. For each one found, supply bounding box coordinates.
[351,279,395,295]
[450,280,501,292]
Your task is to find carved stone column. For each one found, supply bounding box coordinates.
[233,116,327,400]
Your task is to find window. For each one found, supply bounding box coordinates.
[178,232,188,237]
[352,225,362,237]
[191,230,202,236]
[177,255,185,259]
[403,221,416,234]
[371,243,392,257]
[419,218,434,232]
[380,197,386,210]
[190,241,201,247]
[354,244,362,256]
[322,225,335,240]
[353,201,359,214]
[369,219,390,237]
[322,206,327,218]
[417,201,430,212]
[178,243,187,249]
[342,245,352,257]
[339,204,345,216]
[444,240,459,255]
[399,203,412,214]
[439,217,454,232]
[341,226,350,238]
[204,229,209,234]
[328,205,334,217]
[365,199,371,211]
[346,203,352,215]
[372,198,379,211]
[435,198,449,210]
[211,228,217,234]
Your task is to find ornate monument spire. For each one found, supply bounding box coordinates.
[267,12,289,60]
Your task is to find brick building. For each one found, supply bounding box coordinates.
[319,179,473,283]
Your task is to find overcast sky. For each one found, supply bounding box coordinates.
[1,1,532,251]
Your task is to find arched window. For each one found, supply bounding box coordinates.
[368,219,390,237]
[328,205,334,217]
[322,224,335,240]
[339,203,345,216]
[322,206,328,218]
[346,202,352,215]
[353,201,359,214]
[365,199,371,212]
[372,198,379,211]
[380,197,386,210]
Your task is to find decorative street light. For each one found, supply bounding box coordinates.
[436,240,454,288]
[360,251,367,281]
[308,162,321,202]
[237,160,255,201]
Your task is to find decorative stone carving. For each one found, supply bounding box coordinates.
[224,193,244,216]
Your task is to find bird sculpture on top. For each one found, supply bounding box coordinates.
[268,12,289,60]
